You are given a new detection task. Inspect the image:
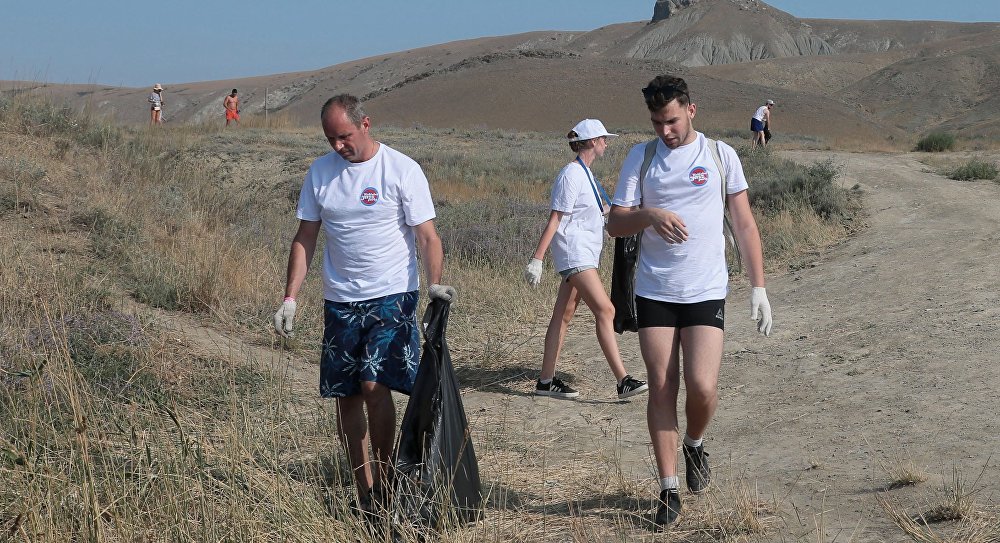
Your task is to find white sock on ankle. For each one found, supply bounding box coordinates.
[659,476,679,491]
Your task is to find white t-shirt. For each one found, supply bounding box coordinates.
[612,133,748,303]
[296,143,436,302]
[753,105,768,121]
[549,159,606,272]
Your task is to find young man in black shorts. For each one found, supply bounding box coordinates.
[607,75,774,529]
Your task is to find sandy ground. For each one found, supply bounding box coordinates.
[154,150,1000,541]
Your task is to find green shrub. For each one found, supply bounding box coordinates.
[916,132,956,152]
[949,158,998,181]
[737,145,853,218]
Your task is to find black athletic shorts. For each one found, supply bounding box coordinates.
[636,297,725,330]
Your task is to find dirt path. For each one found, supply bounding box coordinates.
[458,150,1000,540]
[732,150,1000,540]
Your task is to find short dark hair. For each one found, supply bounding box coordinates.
[232,89,238,94]
[321,94,368,126]
[642,75,690,111]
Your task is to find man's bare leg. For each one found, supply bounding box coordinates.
[336,394,372,502]
[360,381,396,496]
[679,326,724,440]
[640,326,683,478]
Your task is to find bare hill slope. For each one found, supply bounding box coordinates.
[6,0,999,144]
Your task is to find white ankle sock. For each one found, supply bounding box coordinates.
[659,476,679,491]
[539,378,552,385]
[683,434,703,448]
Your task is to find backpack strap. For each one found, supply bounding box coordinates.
[705,137,743,272]
[638,139,658,205]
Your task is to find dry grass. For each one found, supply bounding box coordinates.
[877,466,1000,543]
[880,456,930,491]
[0,94,866,541]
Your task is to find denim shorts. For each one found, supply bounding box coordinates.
[558,265,597,280]
[319,291,420,398]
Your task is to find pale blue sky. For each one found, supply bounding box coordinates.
[2,0,997,87]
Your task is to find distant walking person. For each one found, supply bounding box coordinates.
[524,119,648,401]
[750,99,774,147]
[273,94,456,514]
[224,89,240,126]
[148,84,165,125]
[608,75,773,529]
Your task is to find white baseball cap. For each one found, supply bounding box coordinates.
[766,99,775,105]
[568,119,618,142]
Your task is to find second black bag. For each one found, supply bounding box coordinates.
[393,299,483,529]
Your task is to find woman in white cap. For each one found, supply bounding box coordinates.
[524,119,648,400]
[148,84,165,125]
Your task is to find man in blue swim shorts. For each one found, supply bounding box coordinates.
[273,94,456,512]
[750,99,774,147]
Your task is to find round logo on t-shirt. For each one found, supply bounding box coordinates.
[689,166,709,187]
[360,187,379,206]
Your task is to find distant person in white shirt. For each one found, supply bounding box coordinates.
[750,99,774,147]
[524,119,649,401]
[272,94,456,514]
[607,75,773,530]
[148,84,164,125]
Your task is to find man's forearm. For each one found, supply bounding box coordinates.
[607,206,652,237]
[419,236,444,286]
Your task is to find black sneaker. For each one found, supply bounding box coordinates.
[683,443,711,493]
[535,377,579,399]
[616,375,649,399]
[654,488,681,529]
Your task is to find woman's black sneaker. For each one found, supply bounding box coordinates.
[535,377,579,399]
[683,443,711,493]
[616,375,649,399]
[654,488,681,529]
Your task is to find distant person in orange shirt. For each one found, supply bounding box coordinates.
[224,89,240,126]
[148,84,165,125]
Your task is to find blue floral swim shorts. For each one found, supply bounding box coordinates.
[320,291,419,398]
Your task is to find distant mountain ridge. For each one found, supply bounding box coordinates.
[5,0,999,143]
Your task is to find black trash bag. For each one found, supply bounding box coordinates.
[611,234,641,334]
[393,299,483,530]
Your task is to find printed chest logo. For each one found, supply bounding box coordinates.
[359,187,379,206]
[689,166,709,187]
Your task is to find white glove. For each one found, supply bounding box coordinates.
[750,287,772,336]
[429,284,457,303]
[273,298,297,338]
[524,258,543,286]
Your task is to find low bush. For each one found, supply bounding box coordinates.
[737,145,854,219]
[916,132,956,152]
[949,158,999,181]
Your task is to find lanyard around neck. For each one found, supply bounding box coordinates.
[576,156,611,213]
